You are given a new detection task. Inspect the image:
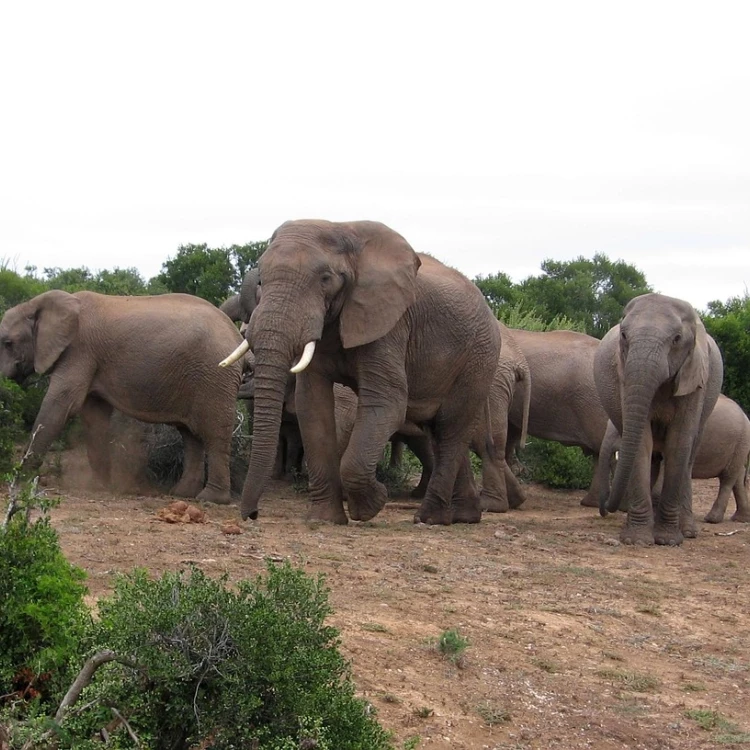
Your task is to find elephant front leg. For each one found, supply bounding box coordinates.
[295,372,348,524]
[620,431,657,546]
[406,433,433,499]
[704,476,734,524]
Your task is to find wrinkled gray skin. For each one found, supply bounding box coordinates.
[229,219,501,525]
[506,329,609,507]
[390,321,531,512]
[595,395,750,524]
[594,293,723,546]
[0,290,243,503]
[219,268,260,325]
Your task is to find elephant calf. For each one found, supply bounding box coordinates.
[0,290,244,503]
[596,394,750,524]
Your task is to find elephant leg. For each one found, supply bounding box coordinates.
[581,453,605,508]
[171,428,206,499]
[655,427,697,544]
[389,438,405,468]
[285,425,305,480]
[416,399,482,526]
[704,474,734,524]
[620,429,657,546]
[505,464,526,509]
[406,433,433,499]
[731,475,750,523]
[477,416,509,513]
[451,452,482,523]
[295,372,348,524]
[271,430,286,480]
[80,395,114,488]
[341,398,407,522]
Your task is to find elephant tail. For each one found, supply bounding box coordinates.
[483,397,497,462]
[516,361,531,449]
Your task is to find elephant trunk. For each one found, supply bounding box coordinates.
[603,352,664,516]
[239,337,294,520]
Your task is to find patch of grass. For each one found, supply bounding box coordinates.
[681,682,707,692]
[603,651,625,662]
[635,603,662,617]
[362,622,389,633]
[413,706,434,719]
[597,668,660,692]
[532,657,560,673]
[381,692,401,704]
[476,701,512,726]
[421,563,438,574]
[683,708,750,742]
[437,628,469,664]
[403,735,422,750]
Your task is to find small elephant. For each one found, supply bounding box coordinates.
[0,290,244,503]
[594,293,723,545]
[505,328,609,507]
[595,394,750,524]
[220,219,502,525]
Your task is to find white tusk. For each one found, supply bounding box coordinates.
[290,341,316,373]
[239,321,248,335]
[219,339,250,368]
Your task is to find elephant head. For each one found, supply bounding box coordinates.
[0,290,81,381]
[597,293,712,516]
[219,268,261,325]
[220,219,421,519]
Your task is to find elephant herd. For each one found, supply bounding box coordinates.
[1,219,748,546]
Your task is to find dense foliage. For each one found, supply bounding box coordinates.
[0,498,89,703]
[703,293,750,414]
[0,508,393,750]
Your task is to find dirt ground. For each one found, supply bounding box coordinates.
[40,450,750,750]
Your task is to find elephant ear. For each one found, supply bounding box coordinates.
[220,294,243,323]
[339,223,421,349]
[674,319,709,396]
[33,291,81,374]
[240,268,261,322]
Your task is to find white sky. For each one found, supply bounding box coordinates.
[1,1,748,311]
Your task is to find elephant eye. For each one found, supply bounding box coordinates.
[320,272,333,284]
[3,340,12,350]
[620,330,627,341]
[673,333,682,345]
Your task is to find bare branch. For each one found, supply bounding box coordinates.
[55,650,139,724]
[110,707,141,746]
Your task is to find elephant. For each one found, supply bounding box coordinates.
[594,293,723,545]
[0,290,244,503]
[505,328,609,507]
[219,268,260,325]
[594,394,750,524]
[220,219,502,525]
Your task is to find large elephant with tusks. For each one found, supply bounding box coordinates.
[220,219,502,526]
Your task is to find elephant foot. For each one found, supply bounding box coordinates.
[731,510,750,523]
[346,482,388,522]
[653,524,684,546]
[307,500,348,525]
[170,480,204,499]
[197,485,233,505]
[451,504,482,524]
[680,514,698,539]
[507,488,526,510]
[620,523,655,546]
[414,501,452,525]
[480,491,509,513]
[703,508,725,524]
[410,484,427,499]
[580,492,598,508]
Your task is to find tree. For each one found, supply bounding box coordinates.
[516,254,652,338]
[230,241,268,280]
[157,244,237,306]
[0,268,46,316]
[703,293,750,414]
[474,271,520,315]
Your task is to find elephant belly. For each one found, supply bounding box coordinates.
[405,398,442,426]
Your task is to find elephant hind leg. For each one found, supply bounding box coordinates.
[171,427,206,500]
[81,395,114,488]
[730,475,750,523]
[704,474,734,523]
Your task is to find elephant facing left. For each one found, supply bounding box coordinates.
[0,290,244,503]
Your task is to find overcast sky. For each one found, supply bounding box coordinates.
[1,1,748,311]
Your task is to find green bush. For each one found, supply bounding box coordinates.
[0,497,89,704]
[517,437,594,489]
[61,563,392,749]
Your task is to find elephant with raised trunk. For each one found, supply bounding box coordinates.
[0,290,244,503]
[595,394,750,524]
[220,219,502,525]
[594,293,723,545]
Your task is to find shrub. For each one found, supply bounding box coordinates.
[62,563,393,749]
[0,491,89,704]
[517,437,594,489]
